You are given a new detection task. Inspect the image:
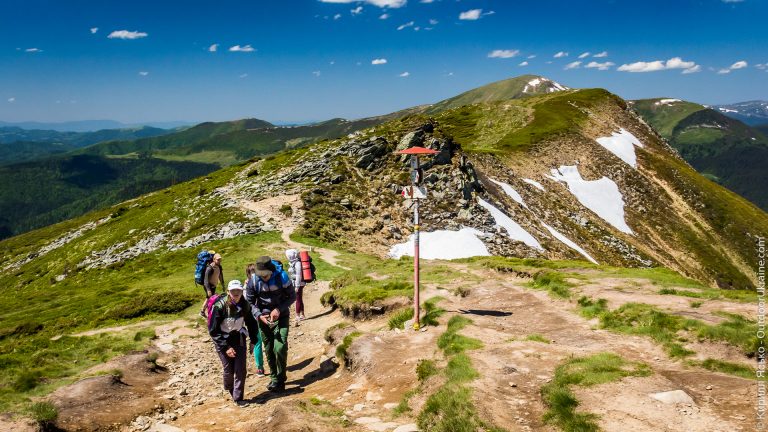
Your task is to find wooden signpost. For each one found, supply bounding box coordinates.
[396,146,438,330]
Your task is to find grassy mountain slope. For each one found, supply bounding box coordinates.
[424,75,567,114]
[0,126,175,165]
[0,155,218,239]
[633,98,768,210]
[0,78,764,418]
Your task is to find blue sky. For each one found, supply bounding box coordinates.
[1,0,766,124]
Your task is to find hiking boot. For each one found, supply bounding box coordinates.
[267,381,285,392]
[254,369,266,377]
[235,400,248,407]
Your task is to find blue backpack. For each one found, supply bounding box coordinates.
[194,250,214,285]
[271,259,291,288]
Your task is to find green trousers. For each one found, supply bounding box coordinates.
[259,314,289,384]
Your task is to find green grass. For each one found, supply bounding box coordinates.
[541,353,651,432]
[389,296,447,329]
[417,315,504,432]
[578,299,759,358]
[28,401,58,424]
[417,359,439,381]
[658,287,756,303]
[689,358,755,379]
[529,270,573,299]
[335,331,362,366]
[525,334,550,343]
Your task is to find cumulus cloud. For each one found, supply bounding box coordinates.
[379,13,389,19]
[585,61,615,71]
[351,6,363,14]
[756,63,768,70]
[25,48,42,53]
[334,13,342,19]
[519,61,528,66]
[397,21,414,30]
[459,9,482,20]
[527,54,536,59]
[7,97,15,103]
[90,27,99,34]
[429,19,438,25]
[730,60,748,70]
[488,49,519,59]
[229,45,255,52]
[564,61,581,70]
[107,30,148,39]
[399,71,410,77]
[208,44,219,52]
[593,51,608,57]
[578,52,590,59]
[318,0,406,8]
[138,71,149,76]
[554,51,568,58]
[617,57,699,73]
[372,58,387,65]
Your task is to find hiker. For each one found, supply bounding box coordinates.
[248,256,296,392]
[285,249,305,326]
[208,280,260,406]
[243,263,266,377]
[200,253,225,317]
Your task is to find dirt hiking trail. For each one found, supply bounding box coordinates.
[19,195,756,432]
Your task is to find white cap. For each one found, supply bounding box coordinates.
[227,280,244,291]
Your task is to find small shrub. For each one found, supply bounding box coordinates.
[278,204,293,217]
[416,359,438,381]
[388,308,414,330]
[134,328,157,341]
[690,301,703,308]
[531,270,572,298]
[450,286,471,298]
[105,291,197,320]
[29,401,58,424]
[13,370,41,391]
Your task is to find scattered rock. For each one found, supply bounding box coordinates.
[650,390,695,405]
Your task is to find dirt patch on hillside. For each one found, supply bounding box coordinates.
[49,352,168,431]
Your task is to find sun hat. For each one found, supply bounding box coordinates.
[254,256,274,278]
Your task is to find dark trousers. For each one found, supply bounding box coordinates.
[259,314,289,385]
[295,285,305,315]
[216,343,247,401]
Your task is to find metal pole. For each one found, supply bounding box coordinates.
[413,156,421,331]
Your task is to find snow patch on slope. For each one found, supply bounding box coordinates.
[523,178,546,191]
[541,223,598,264]
[388,227,490,260]
[595,128,644,168]
[547,165,633,234]
[490,178,528,208]
[477,197,543,250]
[523,77,568,94]
[654,99,681,106]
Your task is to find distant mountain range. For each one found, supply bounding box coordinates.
[0,119,193,132]
[710,100,768,126]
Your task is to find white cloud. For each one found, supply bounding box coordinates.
[229,45,255,52]
[372,58,388,65]
[756,63,768,70]
[578,52,590,59]
[730,60,748,70]
[351,6,363,14]
[527,54,536,59]
[107,30,148,40]
[554,51,568,58]
[519,61,528,66]
[593,51,608,58]
[239,73,248,78]
[459,9,482,20]
[717,68,731,74]
[420,0,434,3]
[318,0,406,7]
[208,43,219,52]
[564,61,581,70]
[429,19,438,25]
[330,60,336,65]
[7,97,15,103]
[138,71,149,76]
[483,10,495,16]
[585,61,615,71]
[90,27,99,34]
[682,65,701,74]
[379,13,389,19]
[25,48,42,53]
[722,0,744,2]
[488,49,520,59]
[397,21,414,30]
[313,71,321,76]
[399,71,410,77]
[334,13,342,19]
[617,57,699,73]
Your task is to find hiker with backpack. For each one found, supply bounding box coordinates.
[207,280,260,406]
[246,255,296,392]
[285,249,305,326]
[243,263,266,377]
[195,251,225,317]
